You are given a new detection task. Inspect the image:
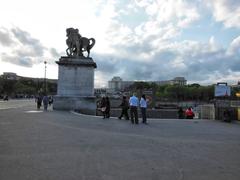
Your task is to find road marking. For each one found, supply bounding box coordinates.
[25,110,43,113]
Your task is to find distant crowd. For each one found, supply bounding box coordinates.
[35,95,53,111]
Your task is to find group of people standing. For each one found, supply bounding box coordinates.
[36,95,53,111]
[128,93,148,124]
[100,93,148,124]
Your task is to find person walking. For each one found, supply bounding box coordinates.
[140,94,148,124]
[129,93,139,124]
[178,107,184,119]
[100,97,107,119]
[42,95,49,111]
[36,95,42,110]
[48,96,53,106]
[105,96,111,118]
[118,96,129,120]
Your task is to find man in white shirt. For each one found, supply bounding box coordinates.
[129,93,139,124]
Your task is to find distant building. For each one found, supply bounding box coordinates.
[0,72,57,83]
[169,77,187,86]
[108,76,187,91]
[2,72,18,80]
[108,76,123,91]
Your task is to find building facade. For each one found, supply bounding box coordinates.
[108,76,187,91]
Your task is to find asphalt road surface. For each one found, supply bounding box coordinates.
[0,100,240,180]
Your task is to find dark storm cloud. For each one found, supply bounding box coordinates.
[93,53,121,75]
[0,28,14,46]
[94,51,176,82]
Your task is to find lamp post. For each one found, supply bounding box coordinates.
[44,61,47,95]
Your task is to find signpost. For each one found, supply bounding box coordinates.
[214,82,231,97]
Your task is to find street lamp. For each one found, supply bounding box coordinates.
[44,61,47,95]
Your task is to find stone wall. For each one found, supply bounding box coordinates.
[96,108,178,119]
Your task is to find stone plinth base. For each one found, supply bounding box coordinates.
[56,56,96,97]
[53,95,96,115]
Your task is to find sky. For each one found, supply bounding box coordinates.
[0,0,239,88]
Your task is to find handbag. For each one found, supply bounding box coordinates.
[101,107,106,112]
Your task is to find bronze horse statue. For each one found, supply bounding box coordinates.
[66,28,95,57]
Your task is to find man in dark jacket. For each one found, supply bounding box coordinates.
[118,96,129,120]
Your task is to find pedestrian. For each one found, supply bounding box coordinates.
[100,97,107,119]
[178,107,184,119]
[129,93,139,124]
[223,109,231,122]
[36,95,42,109]
[140,94,148,124]
[185,107,194,119]
[118,96,129,120]
[42,95,49,111]
[105,96,111,118]
[48,96,53,106]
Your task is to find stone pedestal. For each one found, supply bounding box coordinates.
[53,56,97,115]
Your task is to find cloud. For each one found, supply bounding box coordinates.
[0,27,14,46]
[134,0,200,28]
[0,27,58,67]
[93,35,240,86]
[1,53,33,67]
[206,0,240,28]
[11,27,45,56]
[49,48,61,58]
[0,0,239,87]
[227,36,240,56]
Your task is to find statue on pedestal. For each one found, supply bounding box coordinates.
[66,28,95,58]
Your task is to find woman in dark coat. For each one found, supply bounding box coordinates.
[178,107,184,119]
[100,97,107,119]
[118,96,129,120]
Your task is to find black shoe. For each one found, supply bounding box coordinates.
[118,117,121,120]
[143,122,148,125]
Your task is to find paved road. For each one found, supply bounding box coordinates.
[0,101,240,180]
[0,99,35,110]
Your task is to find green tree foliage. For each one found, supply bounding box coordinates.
[0,77,57,97]
[129,82,151,90]
[155,84,215,101]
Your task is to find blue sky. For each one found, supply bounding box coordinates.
[0,0,239,87]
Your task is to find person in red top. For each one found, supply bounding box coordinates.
[185,107,195,119]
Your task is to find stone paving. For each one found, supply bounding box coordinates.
[0,100,240,180]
